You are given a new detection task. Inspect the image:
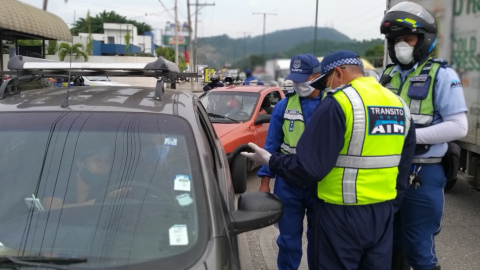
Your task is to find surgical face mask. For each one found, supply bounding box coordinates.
[324,71,336,93]
[293,81,315,97]
[395,41,414,65]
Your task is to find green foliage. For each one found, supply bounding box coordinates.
[286,39,384,58]
[364,43,385,67]
[71,10,152,35]
[124,32,131,56]
[58,43,89,62]
[17,40,42,46]
[86,10,93,55]
[47,40,58,55]
[155,47,175,62]
[233,54,266,70]
[135,52,155,57]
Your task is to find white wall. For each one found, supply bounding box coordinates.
[2,54,159,87]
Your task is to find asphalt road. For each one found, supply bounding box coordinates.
[238,169,480,270]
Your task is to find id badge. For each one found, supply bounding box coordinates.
[407,75,430,100]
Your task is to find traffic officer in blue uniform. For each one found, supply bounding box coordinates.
[244,69,264,85]
[379,3,468,270]
[257,54,321,270]
[242,50,416,270]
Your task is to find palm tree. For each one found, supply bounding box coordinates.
[58,43,89,62]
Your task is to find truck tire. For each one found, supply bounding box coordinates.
[444,178,457,191]
[231,154,247,194]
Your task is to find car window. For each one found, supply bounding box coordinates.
[197,103,219,175]
[266,91,282,106]
[200,91,260,122]
[0,112,208,269]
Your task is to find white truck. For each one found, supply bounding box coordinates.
[264,59,293,91]
[385,0,480,190]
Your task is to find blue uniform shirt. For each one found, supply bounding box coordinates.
[257,93,321,179]
[389,63,467,158]
[268,94,416,211]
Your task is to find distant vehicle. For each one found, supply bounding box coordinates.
[254,73,279,87]
[264,59,292,91]
[61,76,131,87]
[200,85,285,193]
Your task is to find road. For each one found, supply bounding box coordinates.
[238,169,480,270]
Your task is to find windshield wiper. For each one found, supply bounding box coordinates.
[0,256,87,270]
[207,113,239,123]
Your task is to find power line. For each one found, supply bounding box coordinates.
[158,0,176,20]
[252,12,277,57]
[339,14,384,33]
[335,2,386,28]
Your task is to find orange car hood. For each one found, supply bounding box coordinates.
[213,123,244,138]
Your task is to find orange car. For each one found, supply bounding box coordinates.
[199,85,285,193]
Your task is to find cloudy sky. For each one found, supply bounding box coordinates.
[21,0,387,42]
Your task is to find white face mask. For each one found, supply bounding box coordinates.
[395,41,415,65]
[293,81,315,97]
[324,71,336,93]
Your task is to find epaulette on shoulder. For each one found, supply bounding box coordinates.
[285,89,296,97]
[430,58,448,67]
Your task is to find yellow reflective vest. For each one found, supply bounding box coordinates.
[281,94,304,154]
[318,76,411,205]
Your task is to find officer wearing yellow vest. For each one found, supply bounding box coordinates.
[256,54,321,270]
[379,3,468,270]
[242,50,416,270]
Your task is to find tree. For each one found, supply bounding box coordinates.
[17,40,42,46]
[124,32,131,56]
[364,43,385,67]
[58,43,89,62]
[47,40,58,55]
[86,10,93,55]
[71,10,152,35]
[155,47,175,62]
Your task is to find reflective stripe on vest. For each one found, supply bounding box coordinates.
[281,94,304,154]
[382,58,441,126]
[319,77,410,205]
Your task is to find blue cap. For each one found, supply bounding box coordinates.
[310,50,363,89]
[285,54,321,83]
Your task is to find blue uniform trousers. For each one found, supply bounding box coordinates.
[310,200,394,270]
[393,164,446,270]
[274,178,316,270]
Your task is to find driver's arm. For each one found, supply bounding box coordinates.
[42,196,95,210]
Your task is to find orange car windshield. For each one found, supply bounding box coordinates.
[200,91,259,122]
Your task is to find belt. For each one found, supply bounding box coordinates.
[412,157,442,164]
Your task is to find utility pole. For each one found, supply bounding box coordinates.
[238,32,251,61]
[189,1,215,82]
[313,0,319,56]
[174,0,179,65]
[43,0,48,10]
[187,0,194,89]
[252,12,277,57]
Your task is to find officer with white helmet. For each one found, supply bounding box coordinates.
[380,2,468,270]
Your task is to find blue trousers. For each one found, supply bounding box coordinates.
[311,200,394,270]
[274,178,316,270]
[394,164,446,270]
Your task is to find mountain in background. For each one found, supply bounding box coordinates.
[195,26,353,68]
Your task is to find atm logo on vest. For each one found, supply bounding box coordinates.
[367,106,405,135]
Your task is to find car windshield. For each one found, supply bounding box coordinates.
[200,91,259,122]
[0,112,207,269]
[86,76,110,81]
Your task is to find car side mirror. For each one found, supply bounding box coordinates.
[230,192,283,235]
[254,114,271,125]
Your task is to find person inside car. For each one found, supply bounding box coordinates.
[43,143,130,210]
[225,97,241,118]
[203,73,225,91]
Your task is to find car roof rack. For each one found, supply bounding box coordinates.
[0,55,200,101]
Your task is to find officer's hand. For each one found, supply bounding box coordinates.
[241,142,271,166]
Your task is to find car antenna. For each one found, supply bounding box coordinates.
[61,26,75,108]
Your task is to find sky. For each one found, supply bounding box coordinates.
[21,0,388,43]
